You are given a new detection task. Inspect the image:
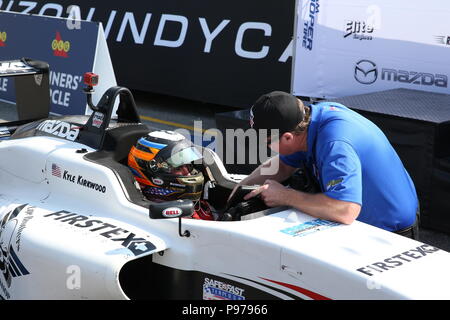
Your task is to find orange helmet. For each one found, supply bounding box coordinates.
[128,131,204,202]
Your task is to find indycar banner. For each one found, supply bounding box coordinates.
[0,11,116,115]
[292,0,450,98]
[0,0,295,108]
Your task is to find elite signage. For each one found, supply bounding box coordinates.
[292,0,450,99]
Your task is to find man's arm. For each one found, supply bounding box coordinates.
[284,188,361,224]
[244,179,361,225]
[239,155,297,185]
[227,156,296,202]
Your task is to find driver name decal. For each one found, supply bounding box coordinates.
[52,164,107,194]
[43,210,156,256]
[356,244,441,276]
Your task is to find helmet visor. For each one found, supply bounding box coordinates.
[166,147,203,168]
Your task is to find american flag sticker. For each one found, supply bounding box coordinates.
[52,163,61,178]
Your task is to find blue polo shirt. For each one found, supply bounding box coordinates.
[280,102,418,232]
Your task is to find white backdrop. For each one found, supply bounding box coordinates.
[292,0,450,98]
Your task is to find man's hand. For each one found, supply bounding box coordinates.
[244,179,291,207]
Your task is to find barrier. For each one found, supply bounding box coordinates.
[0,1,294,108]
[0,11,116,115]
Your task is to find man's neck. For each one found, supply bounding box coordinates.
[296,131,308,152]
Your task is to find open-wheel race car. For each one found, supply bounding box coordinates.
[0,58,450,300]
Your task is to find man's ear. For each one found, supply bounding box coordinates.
[282,132,295,143]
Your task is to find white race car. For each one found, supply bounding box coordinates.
[0,58,449,300]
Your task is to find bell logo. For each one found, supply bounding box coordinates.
[162,207,183,218]
[52,32,70,58]
[0,32,7,47]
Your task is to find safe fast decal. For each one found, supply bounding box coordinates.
[280,219,340,238]
[43,210,156,256]
[357,244,441,276]
[203,277,245,300]
[0,204,32,299]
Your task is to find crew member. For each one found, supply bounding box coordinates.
[232,91,419,239]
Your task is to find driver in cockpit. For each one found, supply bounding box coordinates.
[127,130,213,220]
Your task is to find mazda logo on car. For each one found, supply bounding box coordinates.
[354,60,378,84]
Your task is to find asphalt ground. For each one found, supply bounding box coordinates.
[1,93,449,252]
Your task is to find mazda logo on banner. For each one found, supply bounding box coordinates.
[354,60,378,84]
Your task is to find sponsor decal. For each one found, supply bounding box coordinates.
[51,31,70,58]
[162,207,183,218]
[36,120,80,141]
[356,244,440,277]
[354,60,378,85]
[0,31,6,47]
[55,168,107,194]
[281,219,340,238]
[14,206,34,252]
[152,178,164,186]
[302,0,320,51]
[0,204,32,299]
[203,277,245,300]
[326,178,343,191]
[43,210,157,256]
[354,59,448,88]
[92,112,104,128]
[434,35,450,46]
[344,20,374,40]
[381,68,448,88]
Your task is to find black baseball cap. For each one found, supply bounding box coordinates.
[250,91,304,136]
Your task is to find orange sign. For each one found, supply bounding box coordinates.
[51,32,70,57]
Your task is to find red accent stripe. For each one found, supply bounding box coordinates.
[261,278,331,300]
